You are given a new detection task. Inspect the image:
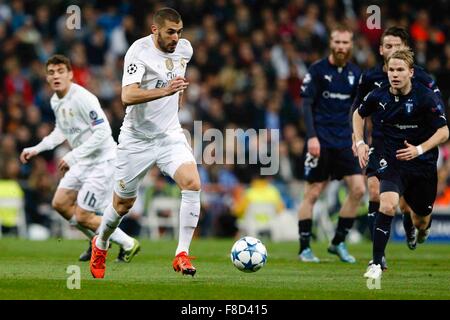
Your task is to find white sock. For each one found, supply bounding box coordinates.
[69,215,95,239]
[109,228,134,251]
[96,204,123,250]
[176,190,201,256]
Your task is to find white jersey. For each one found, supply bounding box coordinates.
[121,34,193,138]
[29,83,116,166]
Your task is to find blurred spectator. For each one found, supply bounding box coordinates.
[0,0,449,238]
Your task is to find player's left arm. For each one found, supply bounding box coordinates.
[397,94,449,161]
[62,96,112,167]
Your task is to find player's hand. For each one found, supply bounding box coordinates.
[57,159,70,175]
[20,148,37,164]
[396,140,419,161]
[165,76,189,96]
[307,137,321,158]
[357,143,369,168]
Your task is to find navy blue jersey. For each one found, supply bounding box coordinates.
[301,58,361,148]
[352,63,443,140]
[358,82,447,171]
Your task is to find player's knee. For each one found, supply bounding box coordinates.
[350,184,366,200]
[180,177,201,191]
[74,208,93,226]
[52,197,68,214]
[304,188,321,204]
[379,203,396,215]
[114,198,134,215]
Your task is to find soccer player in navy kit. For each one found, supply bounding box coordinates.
[351,27,445,269]
[298,25,365,263]
[353,49,448,279]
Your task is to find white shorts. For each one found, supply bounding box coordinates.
[58,159,115,212]
[114,130,196,198]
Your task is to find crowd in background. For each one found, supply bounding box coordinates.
[1,0,450,239]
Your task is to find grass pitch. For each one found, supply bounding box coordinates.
[0,238,449,300]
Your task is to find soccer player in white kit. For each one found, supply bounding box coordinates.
[90,8,201,278]
[20,55,140,262]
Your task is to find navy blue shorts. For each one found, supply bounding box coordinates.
[302,146,362,183]
[380,165,437,217]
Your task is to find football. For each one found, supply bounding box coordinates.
[230,236,267,272]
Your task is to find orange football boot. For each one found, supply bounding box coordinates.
[90,236,108,278]
[172,251,196,276]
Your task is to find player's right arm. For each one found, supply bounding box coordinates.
[20,126,66,163]
[353,92,376,168]
[301,66,320,157]
[122,78,188,107]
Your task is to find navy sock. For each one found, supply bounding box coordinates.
[331,217,355,245]
[298,219,312,253]
[402,211,414,236]
[373,212,393,265]
[368,201,379,240]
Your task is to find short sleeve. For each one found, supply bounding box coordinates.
[300,65,319,99]
[357,91,377,118]
[122,44,146,87]
[425,93,447,129]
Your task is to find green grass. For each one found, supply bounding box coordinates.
[0,238,449,300]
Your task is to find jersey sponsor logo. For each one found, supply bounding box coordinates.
[127,63,138,74]
[374,81,382,87]
[378,102,387,110]
[180,58,186,69]
[165,58,174,71]
[155,80,168,88]
[322,91,351,100]
[62,127,81,134]
[324,74,332,82]
[119,179,126,191]
[394,124,418,130]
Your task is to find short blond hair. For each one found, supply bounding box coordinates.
[387,49,414,68]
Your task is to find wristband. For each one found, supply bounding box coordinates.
[356,140,365,148]
[416,145,424,155]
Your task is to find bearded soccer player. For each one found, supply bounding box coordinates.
[90,8,201,278]
[297,25,365,264]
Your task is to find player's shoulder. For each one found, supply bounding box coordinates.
[413,64,435,88]
[126,35,153,57]
[175,38,193,59]
[363,63,384,79]
[346,61,361,73]
[71,83,100,107]
[413,81,435,99]
[367,84,389,100]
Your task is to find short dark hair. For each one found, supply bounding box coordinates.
[381,26,409,46]
[46,54,72,71]
[153,7,181,27]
